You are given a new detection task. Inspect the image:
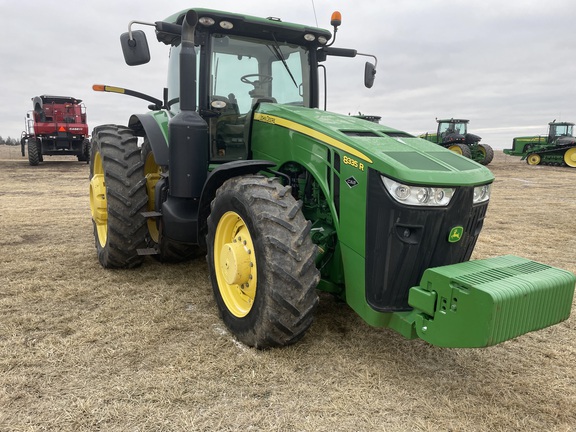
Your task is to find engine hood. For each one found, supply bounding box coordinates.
[465,133,482,144]
[253,104,494,186]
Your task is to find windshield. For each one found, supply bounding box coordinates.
[550,124,573,137]
[210,35,310,114]
[439,121,467,135]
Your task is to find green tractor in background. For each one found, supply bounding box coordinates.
[89,8,574,350]
[503,120,576,167]
[420,118,494,165]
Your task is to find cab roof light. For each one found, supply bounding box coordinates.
[198,16,215,26]
[219,20,234,30]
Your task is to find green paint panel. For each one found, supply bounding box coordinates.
[408,255,576,348]
[429,151,484,171]
[254,104,494,187]
[383,152,451,171]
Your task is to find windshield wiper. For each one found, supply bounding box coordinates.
[269,34,298,88]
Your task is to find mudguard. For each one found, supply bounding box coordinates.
[129,113,169,166]
[197,160,277,244]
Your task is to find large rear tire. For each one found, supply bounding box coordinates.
[448,143,472,158]
[89,125,148,268]
[207,175,320,348]
[28,138,40,166]
[478,144,494,165]
[563,147,576,167]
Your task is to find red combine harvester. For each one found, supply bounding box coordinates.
[20,95,90,165]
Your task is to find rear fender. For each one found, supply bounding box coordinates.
[128,113,169,166]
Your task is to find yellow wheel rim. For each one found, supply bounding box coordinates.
[448,145,463,155]
[214,211,257,318]
[527,154,541,165]
[564,147,576,167]
[89,151,108,247]
[144,151,161,242]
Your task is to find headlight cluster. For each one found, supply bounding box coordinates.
[381,176,492,207]
[473,184,491,204]
[381,176,455,207]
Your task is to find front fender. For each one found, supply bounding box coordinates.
[128,112,169,166]
[197,160,277,245]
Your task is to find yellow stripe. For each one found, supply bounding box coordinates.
[254,113,373,164]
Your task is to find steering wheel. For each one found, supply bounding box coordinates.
[241,74,273,85]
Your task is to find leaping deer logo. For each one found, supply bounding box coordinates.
[448,226,464,243]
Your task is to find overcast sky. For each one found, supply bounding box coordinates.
[1,0,576,149]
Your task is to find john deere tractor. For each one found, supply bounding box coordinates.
[89,8,575,349]
[420,118,494,165]
[503,120,576,167]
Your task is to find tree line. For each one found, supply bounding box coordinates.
[0,136,20,145]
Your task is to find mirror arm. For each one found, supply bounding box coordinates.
[356,52,378,68]
[127,20,156,43]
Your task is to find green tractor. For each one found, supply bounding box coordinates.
[420,118,494,165]
[89,8,575,349]
[503,120,576,167]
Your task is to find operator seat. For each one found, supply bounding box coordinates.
[213,94,244,157]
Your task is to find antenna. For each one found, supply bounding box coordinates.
[311,0,318,26]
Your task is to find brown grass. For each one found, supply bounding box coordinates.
[0,145,575,432]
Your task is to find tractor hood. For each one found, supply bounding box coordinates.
[465,133,482,144]
[253,105,494,186]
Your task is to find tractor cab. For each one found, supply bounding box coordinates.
[186,33,312,160]
[111,9,376,164]
[548,121,575,146]
[437,118,468,144]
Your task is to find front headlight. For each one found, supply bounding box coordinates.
[473,183,491,204]
[381,176,455,207]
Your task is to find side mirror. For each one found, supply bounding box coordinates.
[120,30,151,66]
[364,62,376,89]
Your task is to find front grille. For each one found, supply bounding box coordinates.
[365,168,488,311]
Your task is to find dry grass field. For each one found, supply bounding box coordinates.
[0,144,575,431]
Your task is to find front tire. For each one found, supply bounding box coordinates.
[526,153,541,165]
[448,143,472,158]
[478,144,494,165]
[78,139,91,163]
[207,175,320,349]
[28,138,40,166]
[89,125,148,268]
